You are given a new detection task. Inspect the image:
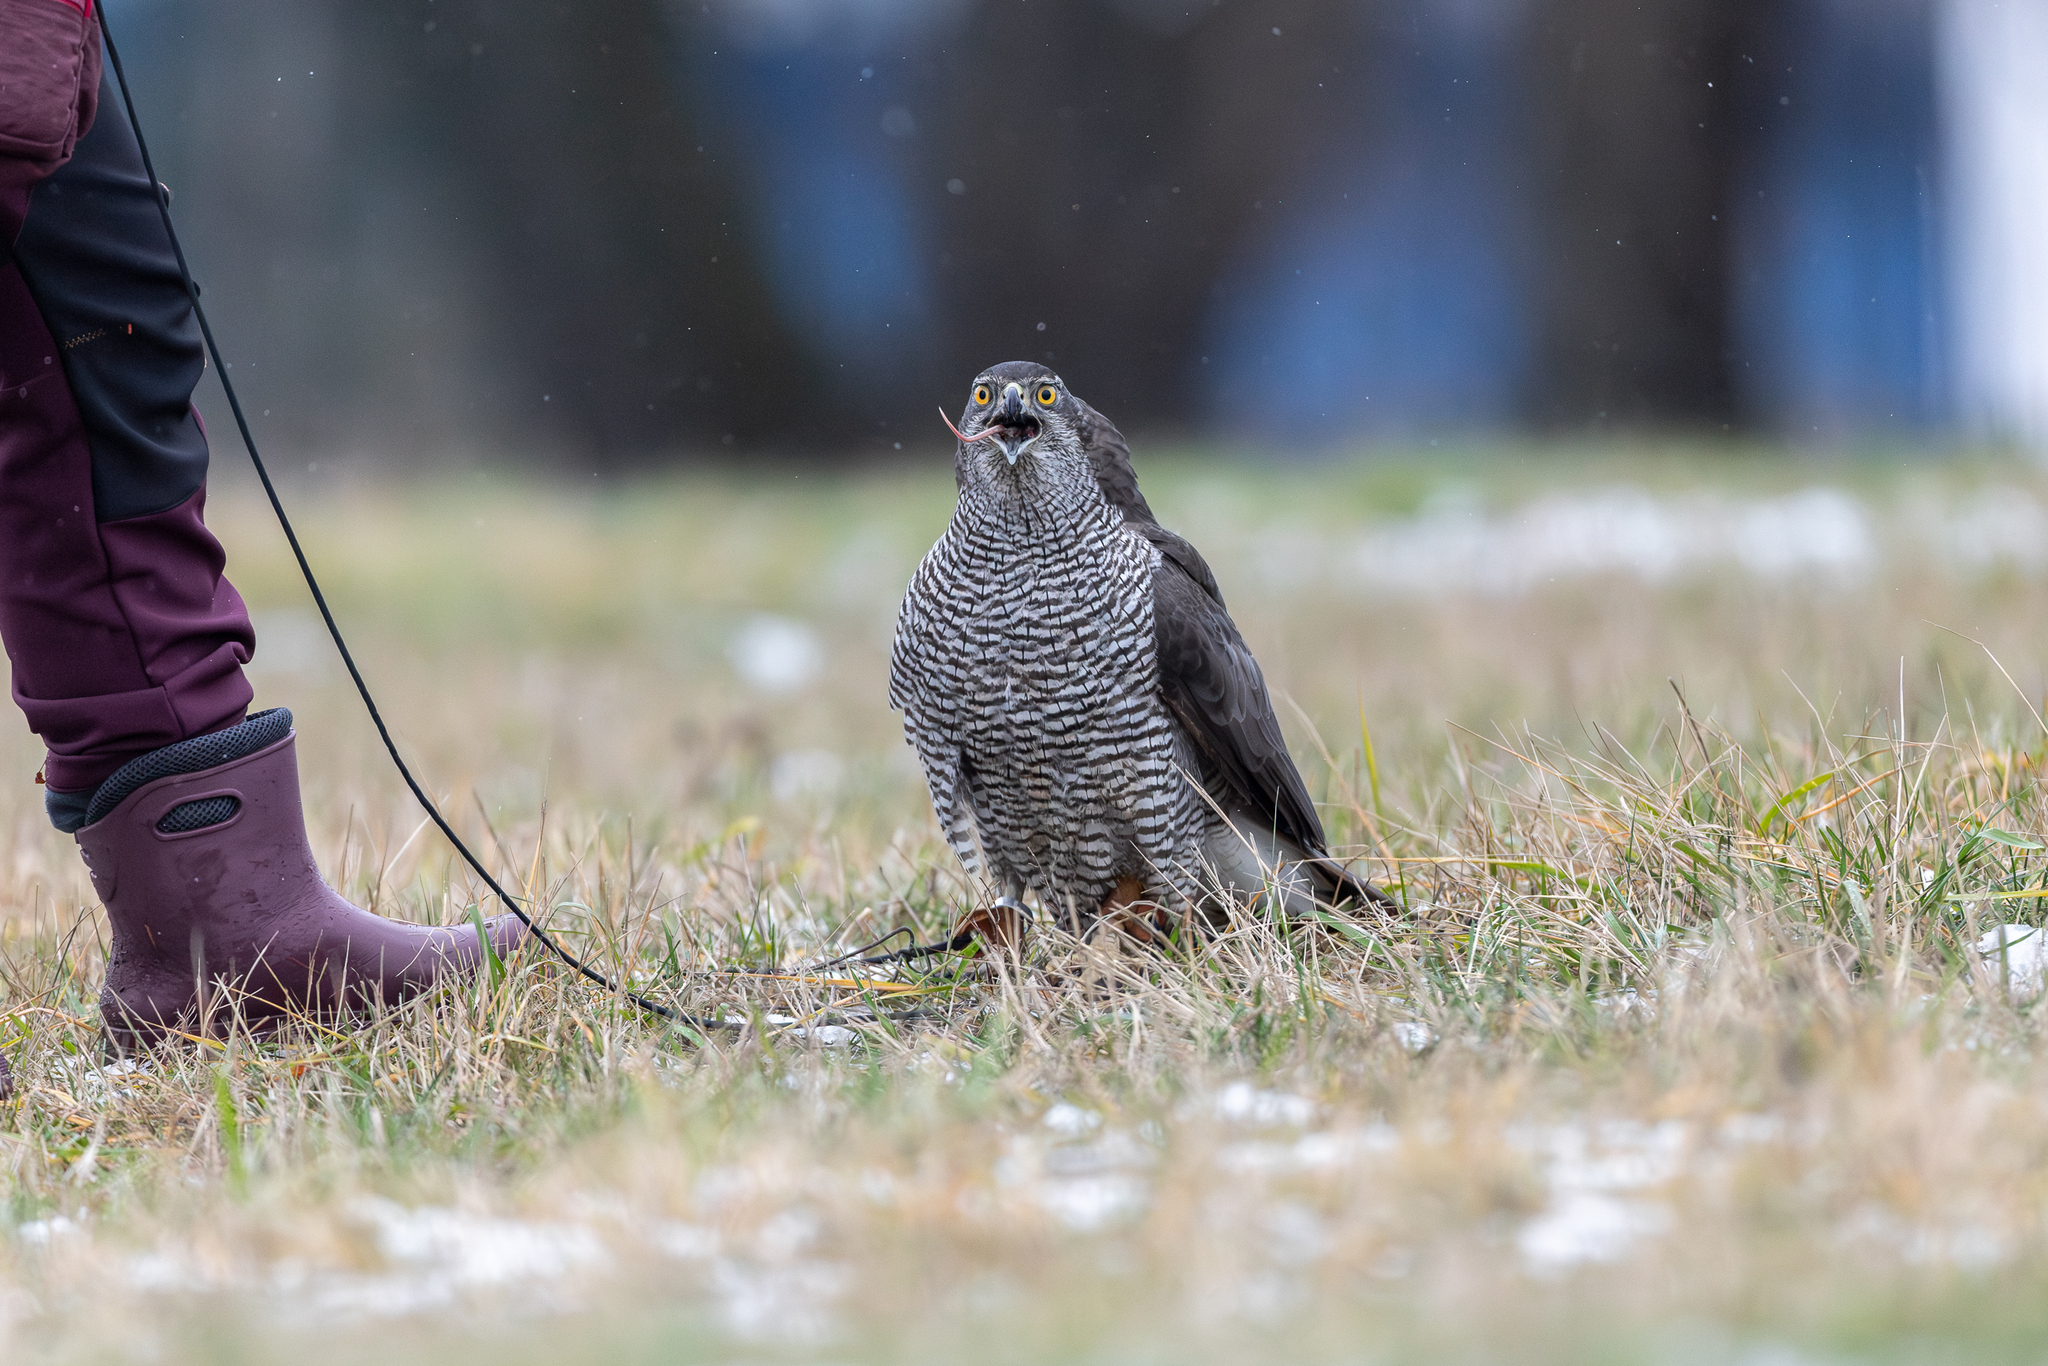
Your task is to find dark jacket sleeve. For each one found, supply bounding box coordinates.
[0,0,102,221]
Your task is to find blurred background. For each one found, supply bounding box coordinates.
[99,0,2048,466]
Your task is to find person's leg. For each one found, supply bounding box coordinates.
[1,69,253,827]
[0,53,523,1046]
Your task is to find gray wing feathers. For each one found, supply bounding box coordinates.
[1079,396,1394,911]
[1072,392,1321,849]
[1072,396,1226,605]
[1150,562,1328,856]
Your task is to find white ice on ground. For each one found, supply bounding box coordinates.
[1941,489,2048,571]
[769,748,845,802]
[649,1221,720,1260]
[1342,487,1874,598]
[1031,1174,1150,1233]
[124,1200,608,1320]
[1512,1120,1687,1275]
[1517,1190,1674,1273]
[1232,485,2048,601]
[1209,1082,1315,1128]
[1214,1125,1401,1176]
[114,1197,853,1342]
[69,1058,146,1104]
[998,1117,1153,1232]
[793,1024,857,1045]
[1041,1102,1102,1136]
[15,1216,79,1247]
[709,1257,850,1344]
[1838,1203,2008,1272]
[727,613,824,694]
[1975,923,2048,999]
[358,1199,606,1281]
[1390,1021,1435,1052]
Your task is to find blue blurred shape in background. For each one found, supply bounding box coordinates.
[74,0,2048,456]
[1205,2,1528,441]
[689,3,944,388]
[1731,0,1945,436]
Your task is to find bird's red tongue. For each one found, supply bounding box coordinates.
[938,409,1040,445]
[940,407,999,443]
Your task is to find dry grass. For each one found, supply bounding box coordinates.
[9,445,2048,1363]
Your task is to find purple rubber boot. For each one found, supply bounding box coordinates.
[76,708,525,1049]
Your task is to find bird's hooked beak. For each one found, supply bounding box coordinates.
[940,381,1043,465]
[987,382,1040,465]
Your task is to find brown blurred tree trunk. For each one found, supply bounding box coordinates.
[343,0,814,462]
[1526,0,1773,430]
[926,0,1372,430]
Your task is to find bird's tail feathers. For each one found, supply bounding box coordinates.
[1308,855,1403,915]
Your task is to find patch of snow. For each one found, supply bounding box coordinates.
[793,1024,857,1046]
[1390,1021,1436,1052]
[769,748,844,802]
[1210,1082,1315,1128]
[727,614,824,694]
[1043,1132,1153,1176]
[1904,1224,2006,1270]
[126,1201,610,1320]
[1976,923,2048,998]
[15,1216,79,1247]
[1718,1113,1788,1146]
[74,1058,146,1104]
[858,1169,896,1205]
[997,1120,1154,1233]
[1838,1204,2008,1271]
[709,1257,849,1343]
[1343,487,1875,598]
[1370,1246,1417,1279]
[1032,1174,1149,1233]
[1512,1121,1688,1275]
[1231,1268,1307,1323]
[1041,1103,1102,1137]
[751,1208,821,1262]
[1934,489,2048,574]
[649,1222,720,1260]
[1261,1201,1329,1267]
[336,1199,608,1313]
[1517,1190,1673,1273]
[1214,1124,1401,1175]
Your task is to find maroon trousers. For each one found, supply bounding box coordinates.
[1,1,253,804]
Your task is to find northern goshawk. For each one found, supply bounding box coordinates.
[889,361,1396,935]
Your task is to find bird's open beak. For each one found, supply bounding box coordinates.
[989,382,1040,465]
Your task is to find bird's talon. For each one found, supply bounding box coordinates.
[1097,876,1169,944]
[949,898,1026,954]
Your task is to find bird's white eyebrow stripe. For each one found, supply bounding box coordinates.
[970,372,1064,391]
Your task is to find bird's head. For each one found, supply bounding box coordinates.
[944,361,1087,497]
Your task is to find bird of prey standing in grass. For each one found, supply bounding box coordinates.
[889,361,1397,938]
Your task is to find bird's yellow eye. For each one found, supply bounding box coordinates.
[973,385,992,406]
[1036,384,1058,407]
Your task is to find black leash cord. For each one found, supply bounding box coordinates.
[95,13,739,1033]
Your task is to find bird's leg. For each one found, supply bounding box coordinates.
[948,894,1027,954]
[1098,876,1168,945]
